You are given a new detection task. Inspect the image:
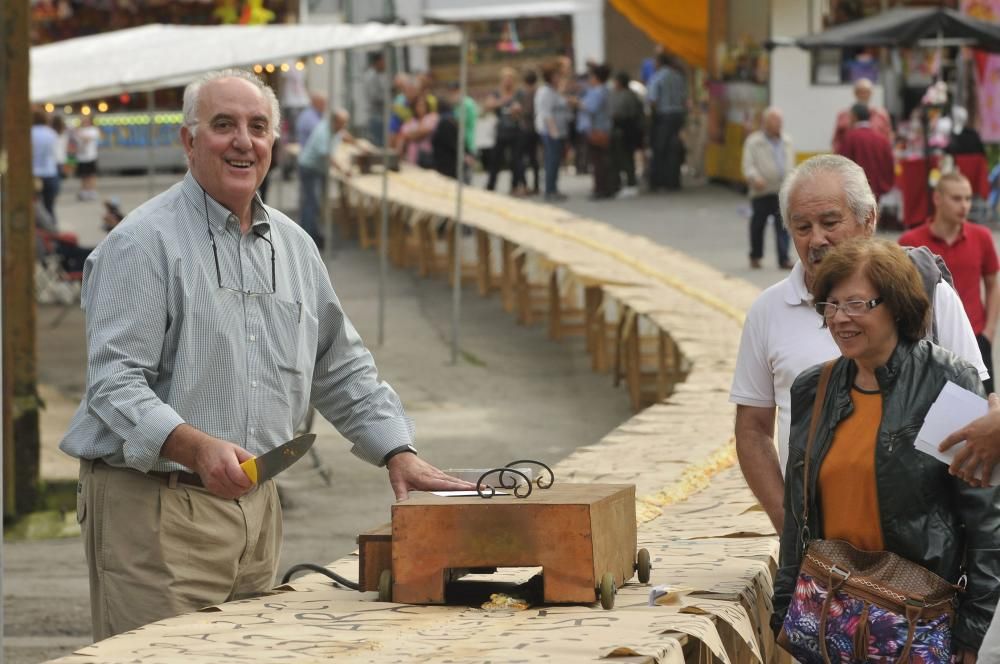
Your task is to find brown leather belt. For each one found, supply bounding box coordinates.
[148,469,205,488]
[93,458,204,488]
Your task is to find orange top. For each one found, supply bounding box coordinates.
[818,387,885,551]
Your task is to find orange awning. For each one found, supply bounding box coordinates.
[609,0,708,69]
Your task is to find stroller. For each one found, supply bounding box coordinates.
[35,197,124,321]
[35,227,87,312]
[35,217,90,309]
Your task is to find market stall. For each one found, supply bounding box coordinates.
[796,7,1000,226]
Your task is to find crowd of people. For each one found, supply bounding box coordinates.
[351,50,688,203]
[281,49,689,249]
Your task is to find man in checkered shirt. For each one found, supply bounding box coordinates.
[61,69,472,641]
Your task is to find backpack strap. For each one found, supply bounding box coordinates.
[903,245,951,343]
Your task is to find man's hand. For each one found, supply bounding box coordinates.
[191,439,255,499]
[161,424,254,500]
[956,649,977,664]
[940,393,1000,488]
[386,453,475,501]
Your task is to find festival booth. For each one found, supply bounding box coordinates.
[796,7,1000,226]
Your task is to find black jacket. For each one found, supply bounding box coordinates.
[431,113,461,179]
[773,340,1000,651]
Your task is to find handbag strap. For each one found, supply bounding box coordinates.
[818,570,851,664]
[801,360,835,543]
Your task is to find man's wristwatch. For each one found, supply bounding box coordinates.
[383,444,417,465]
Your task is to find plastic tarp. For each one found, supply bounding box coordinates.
[30,22,462,103]
[796,7,1000,53]
[608,0,707,69]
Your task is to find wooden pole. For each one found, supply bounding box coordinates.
[2,0,41,518]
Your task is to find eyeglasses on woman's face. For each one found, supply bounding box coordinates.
[814,297,883,319]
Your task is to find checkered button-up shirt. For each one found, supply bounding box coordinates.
[61,172,414,473]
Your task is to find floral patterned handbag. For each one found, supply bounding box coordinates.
[776,361,961,663]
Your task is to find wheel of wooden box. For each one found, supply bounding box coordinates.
[378,569,393,603]
[599,572,615,610]
[636,548,651,584]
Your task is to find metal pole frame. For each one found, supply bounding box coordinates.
[323,48,337,257]
[450,29,468,364]
[378,42,391,346]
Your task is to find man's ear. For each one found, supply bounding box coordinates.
[180,125,195,155]
[864,208,878,236]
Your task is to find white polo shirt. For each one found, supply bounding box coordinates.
[730,261,988,473]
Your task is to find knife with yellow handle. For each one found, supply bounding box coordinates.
[240,433,316,484]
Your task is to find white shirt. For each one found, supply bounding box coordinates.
[730,261,988,472]
[75,125,100,163]
[280,68,309,110]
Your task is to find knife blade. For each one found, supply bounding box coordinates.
[240,433,316,484]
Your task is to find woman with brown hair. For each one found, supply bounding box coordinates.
[773,238,1000,663]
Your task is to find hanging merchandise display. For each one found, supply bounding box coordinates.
[962,0,1000,142]
[497,20,523,54]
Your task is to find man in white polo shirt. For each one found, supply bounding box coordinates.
[729,154,987,532]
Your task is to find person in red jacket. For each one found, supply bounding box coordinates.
[837,103,895,201]
[899,172,1000,392]
[831,78,892,153]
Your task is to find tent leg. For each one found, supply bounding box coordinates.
[450,29,468,365]
[378,43,391,347]
[324,48,336,258]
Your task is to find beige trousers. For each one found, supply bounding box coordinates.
[78,459,282,641]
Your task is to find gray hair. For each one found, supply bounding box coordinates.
[182,68,281,139]
[779,154,877,231]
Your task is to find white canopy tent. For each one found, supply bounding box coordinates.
[30,22,469,357]
[30,22,461,104]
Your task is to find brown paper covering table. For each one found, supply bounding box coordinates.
[361,483,647,609]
